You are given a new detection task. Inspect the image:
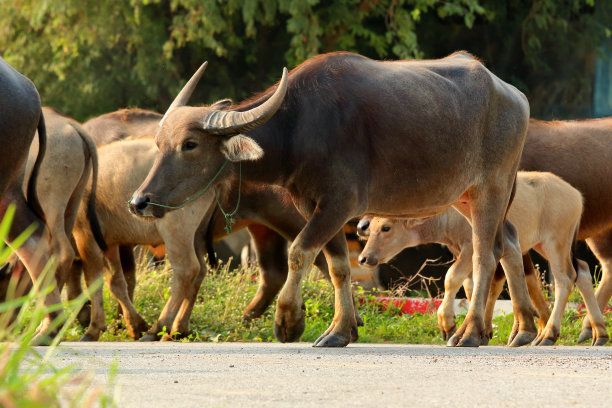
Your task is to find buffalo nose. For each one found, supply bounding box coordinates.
[129,195,150,215]
[357,220,370,236]
[358,254,378,266]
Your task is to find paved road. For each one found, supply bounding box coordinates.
[47,342,612,407]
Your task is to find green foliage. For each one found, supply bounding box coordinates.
[0,206,117,407]
[2,0,609,121]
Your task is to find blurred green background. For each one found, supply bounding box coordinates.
[1,0,611,122]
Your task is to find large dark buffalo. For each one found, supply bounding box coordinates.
[0,58,56,344]
[130,52,533,347]
[520,118,612,342]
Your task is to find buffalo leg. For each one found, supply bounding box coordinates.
[580,231,612,342]
[522,254,550,335]
[274,196,357,347]
[573,259,608,345]
[243,225,289,320]
[114,245,136,319]
[76,238,107,342]
[438,247,473,340]
[143,222,201,340]
[65,259,91,327]
[449,183,536,347]
[498,222,537,347]
[103,246,148,340]
[532,237,579,346]
[1,192,59,346]
[483,263,505,343]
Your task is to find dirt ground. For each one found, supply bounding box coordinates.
[47,342,612,407]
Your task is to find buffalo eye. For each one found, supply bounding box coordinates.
[182,141,198,151]
[381,225,391,232]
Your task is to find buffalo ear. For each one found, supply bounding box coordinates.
[210,98,233,110]
[221,134,264,162]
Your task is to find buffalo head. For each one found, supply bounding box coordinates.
[129,63,288,219]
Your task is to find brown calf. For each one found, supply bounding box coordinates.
[359,172,608,345]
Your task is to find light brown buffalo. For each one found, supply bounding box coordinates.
[519,118,612,343]
[25,108,104,290]
[359,172,609,346]
[0,107,103,342]
[130,52,534,347]
[73,138,339,341]
[83,108,162,145]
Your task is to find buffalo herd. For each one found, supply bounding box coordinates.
[0,51,610,347]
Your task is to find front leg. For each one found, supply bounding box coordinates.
[438,248,473,340]
[274,198,358,347]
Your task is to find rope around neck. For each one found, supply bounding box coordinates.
[129,159,243,233]
[215,161,241,234]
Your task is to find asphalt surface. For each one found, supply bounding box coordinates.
[47,342,612,407]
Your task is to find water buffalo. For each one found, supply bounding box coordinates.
[0,58,52,344]
[0,107,104,330]
[72,138,338,341]
[130,51,534,347]
[358,172,609,345]
[80,106,338,332]
[83,108,162,145]
[518,118,612,343]
[27,108,105,288]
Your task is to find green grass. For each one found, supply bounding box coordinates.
[0,205,117,407]
[61,253,612,346]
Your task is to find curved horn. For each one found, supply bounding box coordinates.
[202,67,289,135]
[159,61,208,127]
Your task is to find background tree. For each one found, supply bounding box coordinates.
[1,0,610,121]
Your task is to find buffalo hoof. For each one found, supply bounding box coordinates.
[457,336,480,348]
[31,333,53,346]
[480,336,490,346]
[577,327,592,344]
[592,336,609,346]
[440,325,457,342]
[533,337,556,346]
[274,319,305,343]
[447,332,480,348]
[509,331,537,347]
[274,306,306,343]
[127,321,149,340]
[79,333,98,342]
[313,332,351,348]
[139,333,160,342]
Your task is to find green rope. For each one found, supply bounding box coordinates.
[215,161,242,234]
[129,159,229,210]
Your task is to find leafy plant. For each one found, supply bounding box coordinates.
[0,205,117,407]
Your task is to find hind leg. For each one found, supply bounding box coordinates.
[2,192,59,345]
[574,259,609,345]
[65,259,90,327]
[449,187,536,347]
[579,232,612,342]
[103,246,148,340]
[532,242,575,346]
[483,264,505,343]
[498,223,538,347]
[76,240,107,342]
[243,225,289,320]
[523,253,550,336]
